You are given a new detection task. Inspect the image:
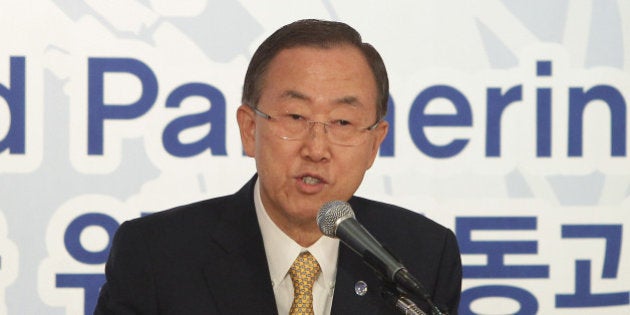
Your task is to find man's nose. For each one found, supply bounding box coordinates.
[307,121,328,136]
[301,121,331,161]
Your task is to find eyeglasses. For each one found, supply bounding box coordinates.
[250,105,380,146]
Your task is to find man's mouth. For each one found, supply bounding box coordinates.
[301,175,322,185]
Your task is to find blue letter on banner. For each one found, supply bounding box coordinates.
[88,58,158,155]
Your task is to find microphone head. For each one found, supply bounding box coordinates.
[317,200,355,237]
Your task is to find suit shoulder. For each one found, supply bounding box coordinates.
[121,193,239,235]
[350,196,452,237]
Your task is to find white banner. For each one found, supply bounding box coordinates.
[1,1,628,314]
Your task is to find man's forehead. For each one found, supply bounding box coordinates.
[257,45,378,115]
[280,90,364,108]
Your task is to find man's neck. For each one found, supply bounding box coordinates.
[279,222,322,247]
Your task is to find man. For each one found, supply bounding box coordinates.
[96,19,461,314]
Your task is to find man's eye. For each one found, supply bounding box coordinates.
[332,119,352,127]
[286,114,305,121]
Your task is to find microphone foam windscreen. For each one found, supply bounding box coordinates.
[317,200,355,237]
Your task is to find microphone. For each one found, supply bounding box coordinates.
[317,200,444,315]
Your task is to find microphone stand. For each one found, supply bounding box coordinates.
[381,281,448,315]
[381,283,426,315]
[393,269,446,315]
[364,249,446,315]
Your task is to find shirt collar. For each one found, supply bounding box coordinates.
[253,179,339,287]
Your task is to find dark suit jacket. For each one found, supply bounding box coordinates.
[95,175,461,314]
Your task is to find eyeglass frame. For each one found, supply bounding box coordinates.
[247,104,381,146]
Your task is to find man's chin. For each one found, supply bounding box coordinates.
[286,208,319,225]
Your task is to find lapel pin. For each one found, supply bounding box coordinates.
[354,280,368,296]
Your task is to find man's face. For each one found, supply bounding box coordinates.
[237,45,388,230]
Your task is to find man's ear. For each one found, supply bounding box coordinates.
[366,120,389,169]
[237,104,256,157]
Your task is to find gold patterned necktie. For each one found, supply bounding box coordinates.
[288,251,321,315]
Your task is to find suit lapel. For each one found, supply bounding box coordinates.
[330,198,400,314]
[201,177,279,314]
[331,237,394,314]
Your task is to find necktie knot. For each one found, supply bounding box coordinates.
[289,251,321,315]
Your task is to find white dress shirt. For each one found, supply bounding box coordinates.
[254,180,340,315]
